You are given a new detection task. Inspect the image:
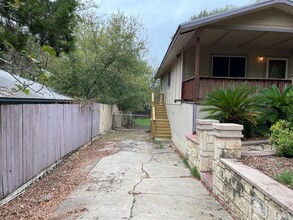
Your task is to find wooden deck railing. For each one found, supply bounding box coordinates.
[182,76,292,101]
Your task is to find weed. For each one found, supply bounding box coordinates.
[183,156,190,168]
[154,140,163,149]
[275,170,293,187]
[191,166,201,180]
[182,156,201,179]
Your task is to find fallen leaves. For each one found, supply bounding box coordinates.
[240,155,293,189]
[0,130,148,220]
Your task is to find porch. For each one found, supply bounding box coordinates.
[181,76,292,102]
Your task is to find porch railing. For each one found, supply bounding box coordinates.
[182,76,292,101]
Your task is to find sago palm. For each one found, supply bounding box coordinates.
[200,82,259,126]
[256,85,293,125]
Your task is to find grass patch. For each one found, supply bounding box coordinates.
[191,166,201,180]
[134,118,150,127]
[155,140,163,149]
[275,170,293,187]
[183,156,201,180]
[183,157,190,168]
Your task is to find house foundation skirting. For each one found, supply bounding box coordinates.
[185,119,293,220]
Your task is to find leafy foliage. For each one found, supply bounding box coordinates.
[256,85,293,127]
[200,83,259,131]
[0,0,78,55]
[190,5,236,20]
[191,166,201,180]
[275,170,293,187]
[270,120,293,158]
[48,11,152,111]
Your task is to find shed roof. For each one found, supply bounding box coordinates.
[155,0,293,79]
[0,69,72,103]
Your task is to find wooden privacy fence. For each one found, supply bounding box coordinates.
[0,103,101,201]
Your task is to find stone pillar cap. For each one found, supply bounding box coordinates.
[212,123,243,131]
[197,119,219,125]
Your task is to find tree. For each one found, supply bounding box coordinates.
[190,5,236,20]
[0,0,85,93]
[48,11,152,111]
[0,0,78,55]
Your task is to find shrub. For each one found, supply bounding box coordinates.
[275,170,293,187]
[191,166,201,180]
[256,85,293,127]
[200,82,260,137]
[270,120,293,158]
[284,89,293,123]
[183,157,190,168]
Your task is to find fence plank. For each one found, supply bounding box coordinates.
[0,106,3,199]
[0,102,110,201]
[0,105,8,198]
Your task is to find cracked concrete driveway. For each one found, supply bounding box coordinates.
[54,138,232,220]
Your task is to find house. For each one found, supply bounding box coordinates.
[154,0,293,154]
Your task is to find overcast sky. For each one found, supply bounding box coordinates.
[95,0,252,67]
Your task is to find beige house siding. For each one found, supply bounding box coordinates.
[199,47,293,78]
[162,55,183,105]
[216,8,293,31]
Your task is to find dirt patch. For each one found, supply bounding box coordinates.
[0,130,150,220]
[240,155,293,189]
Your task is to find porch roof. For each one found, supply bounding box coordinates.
[155,0,293,79]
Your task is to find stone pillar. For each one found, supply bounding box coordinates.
[196,119,219,172]
[212,123,243,200]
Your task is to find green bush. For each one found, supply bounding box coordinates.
[256,85,293,128]
[275,170,293,188]
[270,120,293,158]
[284,89,293,123]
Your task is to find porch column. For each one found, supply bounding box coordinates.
[194,37,200,101]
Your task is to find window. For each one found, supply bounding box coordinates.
[212,56,246,77]
[266,58,288,79]
[167,71,171,87]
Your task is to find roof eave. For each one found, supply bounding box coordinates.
[155,0,293,80]
[155,25,183,79]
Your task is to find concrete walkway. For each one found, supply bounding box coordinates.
[54,139,232,220]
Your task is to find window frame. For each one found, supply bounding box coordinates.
[266,57,288,79]
[211,55,247,78]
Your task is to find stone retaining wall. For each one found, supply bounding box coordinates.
[185,119,293,220]
[216,159,293,220]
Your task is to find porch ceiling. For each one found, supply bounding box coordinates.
[201,28,293,49]
[156,0,293,79]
